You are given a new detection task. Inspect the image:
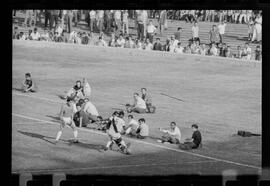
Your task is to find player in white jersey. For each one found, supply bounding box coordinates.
[55,98,79,143]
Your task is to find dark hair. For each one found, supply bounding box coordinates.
[170,122,176,125]
[67,97,72,102]
[156,38,160,40]
[177,27,182,30]
[25,73,31,77]
[178,42,181,45]
[118,110,124,116]
[34,27,37,31]
[134,92,139,96]
[139,118,145,123]
[99,36,102,40]
[76,80,81,84]
[78,99,85,106]
[112,111,119,116]
[141,88,147,91]
[128,115,133,118]
[191,124,198,129]
[97,116,103,120]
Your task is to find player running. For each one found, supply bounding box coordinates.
[54,97,79,144]
[104,111,131,154]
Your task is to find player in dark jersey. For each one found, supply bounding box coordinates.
[179,124,202,150]
[104,111,131,154]
[22,73,38,92]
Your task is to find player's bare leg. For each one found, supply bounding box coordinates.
[55,122,65,144]
[70,121,79,143]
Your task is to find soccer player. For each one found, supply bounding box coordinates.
[104,111,131,154]
[115,110,126,134]
[158,122,181,144]
[55,98,79,143]
[21,73,38,93]
[179,124,202,150]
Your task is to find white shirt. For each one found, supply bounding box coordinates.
[135,97,147,109]
[147,24,156,33]
[114,10,121,20]
[30,32,40,40]
[192,26,199,38]
[123,12,128,22]
[169,39,179,52]
[139,123,149,136]
[128,119,139,130]
[83,101,99,116]
[255,16,262,25]
[117,38,125,47]
[142,10,148,24]
[97,10,104,19]
[210,47,218,56]
[89,11,96,19]
[174,46,184,54]
[144,43,153,50]
[55,26,63,36]
[162,126,181,141]
[218,24,226,35]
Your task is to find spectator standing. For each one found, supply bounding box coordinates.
[24,10,35,27]
[73,10,78,27]
[122,10,129,35]
[153,38,163,51]
[114,10,122,34]
[174,27,182,41]
[136,10,144,40]
[252,13,262,43]
[66,10,74,33]
[227,10,233,23]
[209,25,219,44]
[50,10,60,31]
[217,21,226,43]
[44,10,51,29]
[89,10,96,32]
[104,10,112,32]
[247,17,254,41]
[97,10,104,33]
[239,10,247,24]
[191,21,200,42]
[158,10,167,36]
[61,10,67,30]
[146,20,157,43]
[142,10,148,37]
[233,10,240,23]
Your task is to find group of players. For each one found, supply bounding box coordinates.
[21,73,202,154]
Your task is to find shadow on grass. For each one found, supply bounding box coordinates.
[17,130,58,145]
[46,115,61,123]
[12,87,23,92]
[17,130,105,152]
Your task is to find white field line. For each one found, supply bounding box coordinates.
[12,113,261,170]
[13,121,49,125]
[12,160,217,174]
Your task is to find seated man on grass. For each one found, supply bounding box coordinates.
[124,115,140,135]
[158,122,181,144]
[179,124,202,150]
[21,73,38,93]
[126,93,147,113]
[141,88,156,113]
[128,118,149,139]
[81,98,100,123]
[73,102,91,128]
[60,80,84,101]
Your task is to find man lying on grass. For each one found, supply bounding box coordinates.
[179,124,202,150]
[126,93,147,113]
[21,73,38,93]
[158,122,181,144]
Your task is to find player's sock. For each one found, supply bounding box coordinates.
[106,141,112,148]
[56,131,62,141]
[73,130,78,139]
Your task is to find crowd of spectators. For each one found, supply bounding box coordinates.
[12,10,262,61]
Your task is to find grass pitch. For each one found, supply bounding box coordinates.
[12,40,261,175]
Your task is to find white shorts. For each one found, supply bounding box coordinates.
[62,117,73,126]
